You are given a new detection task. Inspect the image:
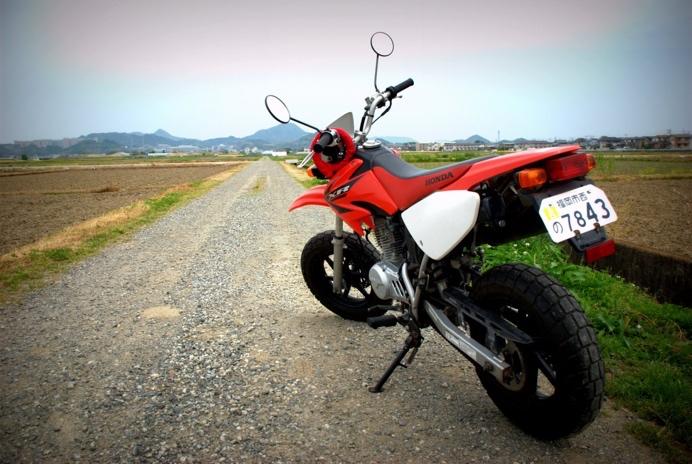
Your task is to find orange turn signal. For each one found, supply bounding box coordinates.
[306,166,315,177]
[516,168,547,189]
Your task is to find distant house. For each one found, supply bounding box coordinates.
[169,145,202,153]
[261,150,287,157]
[622,136,651,149]
[514,140,552,150]
[670,133,691,149]
[598,136,622,149]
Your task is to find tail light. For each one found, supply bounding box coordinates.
[516,168,547,189]
[546,153,595,182]
[584,239,615,264]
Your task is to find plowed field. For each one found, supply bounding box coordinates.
[0,164,241,255]
[599,178,692,259]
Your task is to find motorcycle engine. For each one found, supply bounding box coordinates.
[369,261,407,301]
[374,217,405,265]
[369,218,408,301]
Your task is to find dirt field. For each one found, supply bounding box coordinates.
[599,178,692,259]
[0,164,241,255]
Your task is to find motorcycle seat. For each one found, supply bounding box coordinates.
[371,150,494,180]
[356,146,495,210]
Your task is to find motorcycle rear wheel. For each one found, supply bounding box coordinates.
[470,263,604,440]
[301,230,388,321]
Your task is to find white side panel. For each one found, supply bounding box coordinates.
[401,190,480,260]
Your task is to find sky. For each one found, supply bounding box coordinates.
[1,0,690,143]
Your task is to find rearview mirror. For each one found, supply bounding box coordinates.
[370,32,394,57]
[265,95,291,124]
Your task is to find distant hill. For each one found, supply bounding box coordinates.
[454,134,491,144]
[243,123,310,145]
[202,135,242,147]
[65,139,122,155]
[153,129,182,141]
[375,136,416,144]
[83,131,181,148]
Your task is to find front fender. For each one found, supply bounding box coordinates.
[288,185,329,211]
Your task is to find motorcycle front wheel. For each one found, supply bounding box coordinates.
[301,230,388,321]
[470,263,605,440]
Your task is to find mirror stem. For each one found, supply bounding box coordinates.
[373,55,381,92]
[290,117,321,133]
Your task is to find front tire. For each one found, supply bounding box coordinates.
[470,263,604,440]
[301,230,388,321]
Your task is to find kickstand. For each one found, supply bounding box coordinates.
[368,329,423,393]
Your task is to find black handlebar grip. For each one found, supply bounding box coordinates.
[386,78,414,99]
[313,131,334,153]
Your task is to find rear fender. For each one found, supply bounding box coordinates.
[288,185,328,211]
[444,145,581,190]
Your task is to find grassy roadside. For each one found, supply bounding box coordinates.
[484,237,691,463]
[278,160,327,189]
[0,164,247,303]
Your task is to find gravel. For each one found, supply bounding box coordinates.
[0,158,664,463]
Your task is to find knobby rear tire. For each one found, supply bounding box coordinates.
[301,230,388,321]
[470,263,605,440]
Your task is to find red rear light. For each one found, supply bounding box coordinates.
[584,239,615,264]
[546,153,595,182]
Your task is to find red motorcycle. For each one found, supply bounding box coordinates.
[265,32,617,440]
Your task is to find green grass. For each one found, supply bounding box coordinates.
[591,153,692,178]
[301,178,327,189]
[401,150,495,163]
[484,236,691,461]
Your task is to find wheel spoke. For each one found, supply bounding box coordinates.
[534,352,558,385]
[352,282,369,298]
[342,281,352,296]
[325,257,334,269]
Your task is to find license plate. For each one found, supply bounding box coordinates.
[538,185,617,243]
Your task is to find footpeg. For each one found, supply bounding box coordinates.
[367,314,398,329]
[367,304,398,316]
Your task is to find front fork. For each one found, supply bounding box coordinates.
[332,217,345,294]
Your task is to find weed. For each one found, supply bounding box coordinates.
[44,248,72,261]
[628,421,690,464]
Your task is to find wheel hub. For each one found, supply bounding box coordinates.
[501,341,527,391]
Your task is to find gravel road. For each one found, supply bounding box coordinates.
[0,158,663,463]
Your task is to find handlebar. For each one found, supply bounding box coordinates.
[386,78,414,99]
[377,78,415,108]
[313,131,334,153]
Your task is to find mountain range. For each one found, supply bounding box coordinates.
[0,125,507,157]
[0,124,317,157]
[454,134,492,144]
